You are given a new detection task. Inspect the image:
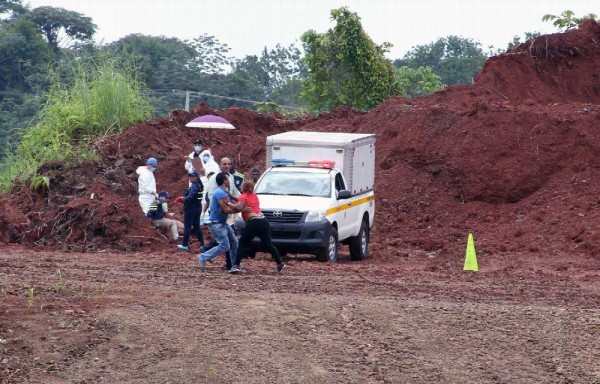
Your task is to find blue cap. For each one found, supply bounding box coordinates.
[147,157,158,166]
[158,190,171,198]
[188,171,199,177]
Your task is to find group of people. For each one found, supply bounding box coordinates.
[136,139,285,274]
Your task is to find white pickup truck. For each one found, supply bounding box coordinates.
[243,131,375,263]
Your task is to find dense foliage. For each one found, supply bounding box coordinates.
[394,36,488,86]
[28,6,96,52]
[395,66,444,98]
[301,7,401,111]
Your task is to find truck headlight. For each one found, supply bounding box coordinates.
[305,210,326,222]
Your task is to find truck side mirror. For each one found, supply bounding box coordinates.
[337,190,351,199]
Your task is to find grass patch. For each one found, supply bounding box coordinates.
[52,269,65,293]
[0,57,153,193]
[25,285,34,309]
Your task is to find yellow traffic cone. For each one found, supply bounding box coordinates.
[463,233,478,271]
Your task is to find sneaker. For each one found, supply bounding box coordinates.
[277,263,286,272]
[177,245,189,251]
[237,265,245,272]
[199,259,206,272]
[227,266,239,273]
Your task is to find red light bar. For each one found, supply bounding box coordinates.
[308,160,336,169]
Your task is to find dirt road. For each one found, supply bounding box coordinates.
[1,246,599,383]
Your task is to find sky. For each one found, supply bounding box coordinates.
[25,0,598,59]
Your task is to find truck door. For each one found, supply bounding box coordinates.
[333,172,358,240]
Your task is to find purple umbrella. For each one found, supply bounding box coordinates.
[185,115,235,129]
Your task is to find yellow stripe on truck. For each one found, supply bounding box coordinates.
[326,194,375,216]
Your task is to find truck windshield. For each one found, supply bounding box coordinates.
[255,171,331,197]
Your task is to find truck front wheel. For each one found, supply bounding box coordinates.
[350,220,369,261]
[317,227,338,263]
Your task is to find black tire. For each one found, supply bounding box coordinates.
[317,227,338,263]
[350,220,369,261]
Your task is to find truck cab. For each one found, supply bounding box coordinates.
[240,131,375,263]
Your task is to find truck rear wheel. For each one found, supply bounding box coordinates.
[350,220,369,261]
[317,227,338,263]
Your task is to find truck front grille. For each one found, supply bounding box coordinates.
[271,230,301,239]
[262,210,305,224]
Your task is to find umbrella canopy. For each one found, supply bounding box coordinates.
[185,115,235,129]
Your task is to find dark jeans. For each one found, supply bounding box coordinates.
[182,206,203,247]
[235,217,282,266]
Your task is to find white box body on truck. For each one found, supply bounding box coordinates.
[247,131,375,262]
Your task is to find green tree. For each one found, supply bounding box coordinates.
[396,66,444,98]
[0,1,98,161]
[300,7,400,111]
[231,43,306,109]
[106,34,197,89]
[542,10,597,30]
[104,34,237,115]
[186,34,232,74]
[269,78,307,109]
[0,17,48,157]
[233,43,306,97]
[0,17,49,94]
[0,0,26,19]
[28,6,96,53]
[394,36,487,85]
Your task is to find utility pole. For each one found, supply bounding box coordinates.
[185,91,191,112]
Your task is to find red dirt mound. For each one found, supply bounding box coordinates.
[1,21,600,259]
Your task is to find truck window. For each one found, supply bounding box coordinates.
[335,173,346,192]
[256,171,331,198]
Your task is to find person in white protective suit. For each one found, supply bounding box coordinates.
[184,139,220,177]
[136,157,158,214]
[184,139,220,222]
[199,151,220,222]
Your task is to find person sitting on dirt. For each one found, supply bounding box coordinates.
[136,157,158,214]
[229,180,285,273]
[198,172,240,272]
[177,171,205,251]
[147,190,183,242]
[250,168,261,183]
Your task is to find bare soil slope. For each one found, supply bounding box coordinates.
[2,22,600,260]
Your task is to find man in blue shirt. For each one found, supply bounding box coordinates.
[177,171,204,251]
[198,172,240,272]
